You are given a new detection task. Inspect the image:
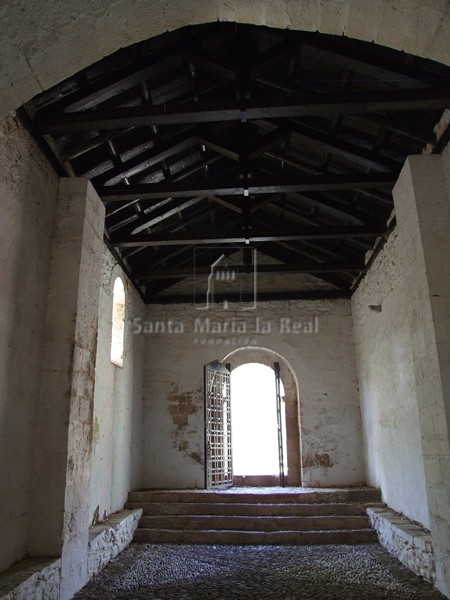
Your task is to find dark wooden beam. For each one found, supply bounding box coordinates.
[208,195,242,214]
[259,153,394,208]
[95,131,197,186]
[145,289,352,303]
[35,23,224,114]
[346,114,435,145]
[290,192,383,225]
[183,51,236,81]
[37,54,185,115]
[37,88,450,132]
[208,193,285,216]
[258,241,356,289]
[296,30,449,88]
[130,196,206,235]
[99,173,396,201]
[250,125,292,160]
[249,38,299,77]
[195,133,239,161]
[288,122,401,171]
[138,261,365,280]
[111,225,385,247]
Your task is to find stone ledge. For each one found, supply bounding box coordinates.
[367,506,434,582]
[0,509,142,600]
[87,508,143,579]
[0,557,61,600]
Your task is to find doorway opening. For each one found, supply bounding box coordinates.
[204,347,301,489]
[231,363,287,486]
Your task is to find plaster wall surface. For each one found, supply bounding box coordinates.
[142,299,364,489]
[352,230,430,528]
[393,155,450,598]
[58,180,106,600]
[24,178,105,600]
[89,251,145,526]
[0,114,59,572]
[1,1,450,119]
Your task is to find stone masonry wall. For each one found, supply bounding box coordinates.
[2,1,450,120]
[367,507,435,583]
[0,559,61,600]
[142,299,364,489]
[352,229,430,528]
[87,509,143,580]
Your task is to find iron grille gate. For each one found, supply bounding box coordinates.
[274,362,286,486]
[204,360,232,488]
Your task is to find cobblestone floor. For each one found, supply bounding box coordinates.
[75,543,445,599]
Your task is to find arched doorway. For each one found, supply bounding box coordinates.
[223,347,301,487]
[230,362,288,487]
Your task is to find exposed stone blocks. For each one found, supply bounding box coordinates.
[87,510,143,579]
[367,507,435,583]
[0,559,61,600]
[0,511,142,599]
[345,0,385,41]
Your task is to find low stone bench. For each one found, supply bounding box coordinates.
[88,508,142,578]
[0,558,61,600]
[367,506,434,582]
[0,508,142,599]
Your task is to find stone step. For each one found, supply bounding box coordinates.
[129,488,381,546]
[139,514,371,531]
[126,501,383,517]
[134,528,378,545]
[127,488,382,505]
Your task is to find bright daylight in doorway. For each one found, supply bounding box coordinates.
[231,363,287,476]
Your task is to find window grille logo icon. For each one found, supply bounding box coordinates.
[194,247,257,310]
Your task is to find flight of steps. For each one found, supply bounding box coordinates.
[126,488,383,545]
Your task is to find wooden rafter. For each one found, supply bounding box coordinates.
[99,173,396,201]
[140,261,365,281]
[24,21,450,302]
[37,88,450,133]
[111,225,385,248]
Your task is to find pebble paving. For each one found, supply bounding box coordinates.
[75,543,445,599]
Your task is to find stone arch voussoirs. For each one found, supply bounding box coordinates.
[2,1,450,119]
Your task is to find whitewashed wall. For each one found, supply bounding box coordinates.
[352,229,429,528]
[0,115,59,572]
[142,299,364,489]
[89,249,145,525]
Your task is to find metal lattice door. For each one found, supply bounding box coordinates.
[274,362,286,486]
[204,360,232,488]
